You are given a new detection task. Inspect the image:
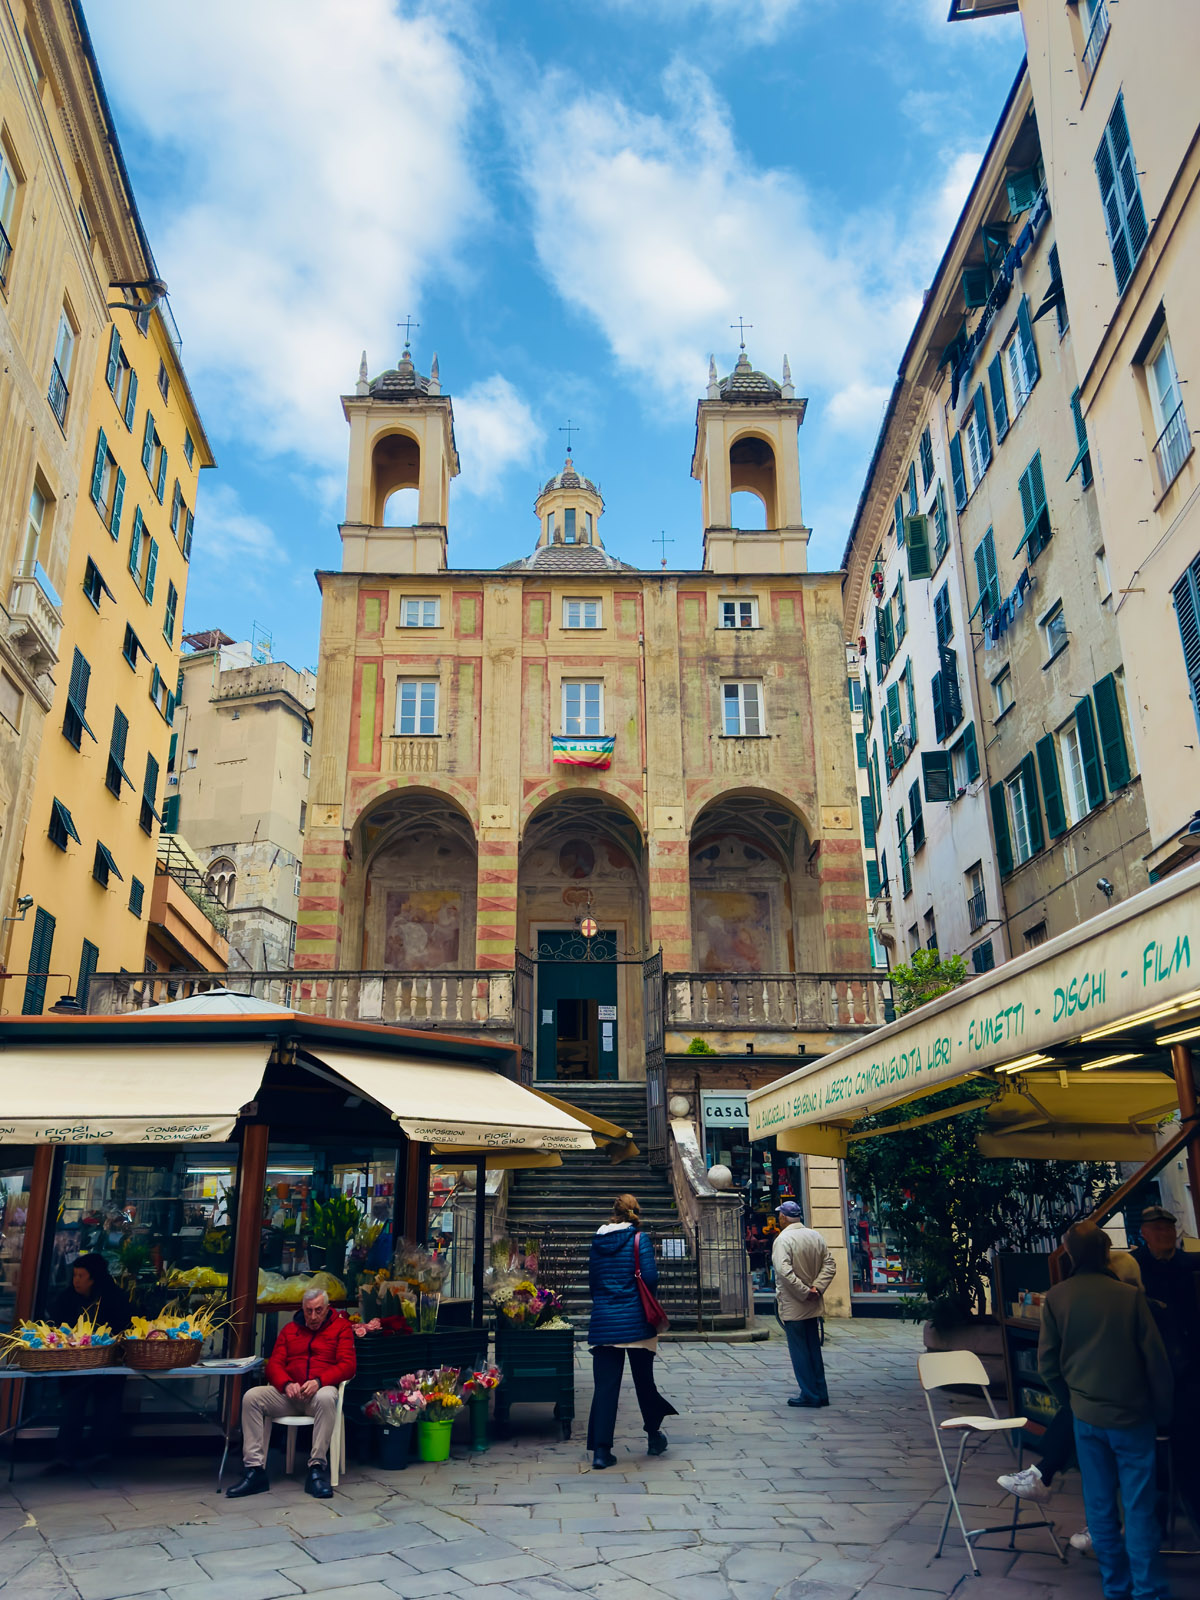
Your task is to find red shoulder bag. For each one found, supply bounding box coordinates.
[633,1231,670,1333]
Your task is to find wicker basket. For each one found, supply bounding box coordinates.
[10,1343,117,1372]
[122,1338,204,1371]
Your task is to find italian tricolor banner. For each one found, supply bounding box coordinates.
[552,735,615,768]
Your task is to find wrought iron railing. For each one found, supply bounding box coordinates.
[47,360,69,426]
[1154,401,1191,493]
[968,890,987,933]
[0,219,11,286]
[665,971,892,1032]
[155,836,229,935]
[1082,0,1110,81]
[84,966,517,1031]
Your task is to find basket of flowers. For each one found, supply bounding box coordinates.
[122,1303,227,1370]
[2,1315,119,1371]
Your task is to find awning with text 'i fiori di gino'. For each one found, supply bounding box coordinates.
[308,1048,597,1151]
[747,861,1200,1161]
[0,1043,272,1143]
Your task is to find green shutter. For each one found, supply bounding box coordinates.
[962,721,980,784]
[124,367,138,430]
[1076,697,1106,809]
[860,795,876,849]
[162,794,180,833]
[168,732,177,769]
[142,409,155,471]
[870,748,882,824]
[1093,673,1131,789]
[90,429,107,504]
[182,510,194,561]
[922,751,951,803]
[22,907,55,1015]
[105,326,120,393]
[973,385,992,472]
[990,782,1013,876]
[907,462,918,517]
[1036,734,1067,839]
[156,447,168,503]
[77,939,99,1008]
[1096,93,1148,294]
[1067,388,1092,482]
[905,666,918,745]
[962,266,990,308]
[905,515,931,579]
[894,495,905,547]
[988,353,1009,442]
[129,506,143,578]
[931,671,946,742]
[1015,452,1049,559]
[144,538,158,602]
[866,859,881,897]
[109,467,125,539]
[1021,751,1045,855]
[1017,294,1040,390]
[949,434,967,511]
[1007,169,1040,214]
[855,732,868,769]
[908,779,925,850]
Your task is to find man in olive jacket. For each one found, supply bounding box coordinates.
[1039,1223,1173,1600]
[772,1201,837,1408]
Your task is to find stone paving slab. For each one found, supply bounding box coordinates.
[1,1322,1195,1599]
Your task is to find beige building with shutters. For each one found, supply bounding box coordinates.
[846,65,1148,969]
[949,1,1200,881]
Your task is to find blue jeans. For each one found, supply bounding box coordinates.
[1073,1416,1168,1600]
[783,1318,828,1404]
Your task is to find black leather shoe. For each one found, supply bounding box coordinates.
[305,1461,333,1498]
[647,1430,668,1456]
[225,1466,269,1498]
[787,1396,821,1408]
[591,1449,617,1470]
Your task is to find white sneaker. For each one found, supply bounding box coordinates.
[997,1465,1050,1502]
[1069,1529,1092,1552]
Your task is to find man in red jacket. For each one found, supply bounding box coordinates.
[227,1288,355,1500]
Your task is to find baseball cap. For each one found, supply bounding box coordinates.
[776,1201,804,1219]
[1139,1206,1176,1224]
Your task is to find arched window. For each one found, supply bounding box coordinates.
[205,857,237,908]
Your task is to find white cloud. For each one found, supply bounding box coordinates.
[453,376,546,496]
[89,0,482,468]
[189,483,283,569]
[508,58,965,433]
[601,0,805,41]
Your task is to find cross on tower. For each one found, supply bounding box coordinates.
[655,529,676,569]
[730,316,752,350]
[559,418,580,454]
[398,314,419,349]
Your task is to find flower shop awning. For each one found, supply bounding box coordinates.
[309,1048,597,1151]
[747,862,1200,1161]
[0,1042,272,1143]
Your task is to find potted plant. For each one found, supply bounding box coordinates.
[364,1381,425,1469]
[412,1367,463,1462]
[461,1365,502,1453]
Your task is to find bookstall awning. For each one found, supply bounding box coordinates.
[748,862,1200,1160]
[0,1043,272,1143]
[310,1048,596,1151]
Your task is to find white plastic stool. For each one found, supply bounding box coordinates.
[275,1381,348,1487]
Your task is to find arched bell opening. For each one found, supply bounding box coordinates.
[371,431,421,525]
[729,434,778,528]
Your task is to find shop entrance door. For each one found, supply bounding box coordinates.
[534,930,619,1081]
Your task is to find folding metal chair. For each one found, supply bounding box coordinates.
[918,1350,1065,1576]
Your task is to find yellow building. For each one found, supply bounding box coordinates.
[949,1,1200,878]
[3,259,215,1008]
[0,0,156,935]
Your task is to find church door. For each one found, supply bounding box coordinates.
[534,930,619,1081]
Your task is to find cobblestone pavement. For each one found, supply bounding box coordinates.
[0,1321,1193,1599]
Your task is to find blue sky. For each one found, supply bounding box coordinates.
[87,0,1023,670]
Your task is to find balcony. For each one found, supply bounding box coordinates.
[665,971,892,1033]
[1154,401,1192,495]
[1082,0,1110,84]
[7,563,63,679]
[85,967,516,1033]
[0,218,11,287]
[155,835,230,938]
[967,889,987,933]
[47,360,69,428]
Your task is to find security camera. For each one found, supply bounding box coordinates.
[16,894,32,913]
[1097,878,1114,899]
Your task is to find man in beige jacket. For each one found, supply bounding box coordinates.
[771,1201,837,1408]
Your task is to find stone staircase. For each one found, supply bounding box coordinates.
[505,1082,693,1326]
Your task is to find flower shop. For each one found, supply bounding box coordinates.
[0,989,595,1468]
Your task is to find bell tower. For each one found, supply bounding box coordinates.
[340,340,459,573]
[691,347,809,573]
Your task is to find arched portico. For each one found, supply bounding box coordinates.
[349,791,478,970]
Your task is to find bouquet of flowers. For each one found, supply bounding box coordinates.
[497,1282,567,1330]
[2,1313,117,1354]
[461,1364,502,1397]
[391,1242,450,1333]
[410,1365,463,1421]
[364,1380,426,1426]
[358,1268,418,1329]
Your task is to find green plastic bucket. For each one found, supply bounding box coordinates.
[416,1418,454,1462]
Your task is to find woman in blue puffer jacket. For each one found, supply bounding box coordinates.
[586,1193,678,1470]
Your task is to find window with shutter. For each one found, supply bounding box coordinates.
[1095,93,1148,295]
[990,781,1013,876]
[897,808,912,894]
[988,353,1009,443]
[109,467,125,539]
[934,585,953,647]
[908,780,925,851]
[182,510,194,561]
[140,752,161,834]
[940,646,962,734]
[163,581,178,645]
[893,495,905,547]
[77,939,99,1008]
[162,794,181,833]
[949,434,968,512]
[919,427,934,492]
[866,860,881,897]
[1067,388,1093,488]
[870,748,882,825]
[171,479,182,533]
[962,266,990,309]
[22,907,55,1014]
[128,506,143,580]
[105,327,120,393]
[905,515,932,580]
[1075,696,1106,809]
[922,751,952,803]
[142,409,155,472]
[1172,554,1200,737]
[855,732,868,769]
[972,940,996,975]
[959,722,980,786]
[932,670,946,743]
[1016,295,1040,393]
[860,795,875,849]
[972,528,1000,621]
[904,662,918,745]
[1016,452,1051,560]
[124,367,138,430]
[933,481,949,565]
[129,877,144,917]
[1092,673,1131,789]
[973,385,992,473]
[893,576,907,645]
[106,706,130,797]
[1036,734,1067,839]
[144,538,158,602]
[156,447,167,503]
[63,648,95,749]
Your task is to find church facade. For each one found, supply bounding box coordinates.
[297,342,873,1085]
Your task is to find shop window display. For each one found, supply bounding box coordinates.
[0,1156,35,1331]
[845,1190,920,1297]
[258,1143,399,1309]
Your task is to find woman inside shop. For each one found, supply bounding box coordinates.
[585,1193,677,1471]
[45,1253,133,1472]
